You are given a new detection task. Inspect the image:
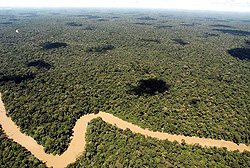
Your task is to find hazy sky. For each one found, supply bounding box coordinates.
[0,0,250,12]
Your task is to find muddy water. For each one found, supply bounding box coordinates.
[0,93,249,168]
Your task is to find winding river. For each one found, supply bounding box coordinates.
[0,93,249,168]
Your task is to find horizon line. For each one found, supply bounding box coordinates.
[0,6,250,13]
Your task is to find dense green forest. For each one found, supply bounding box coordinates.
[0,8,249,155]
[68,118,250,168]
[0,125,46,167]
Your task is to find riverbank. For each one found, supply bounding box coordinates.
[0,93,249,168]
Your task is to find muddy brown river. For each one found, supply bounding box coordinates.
[0,93,249,168]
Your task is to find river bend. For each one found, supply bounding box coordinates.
[0,93,249,168]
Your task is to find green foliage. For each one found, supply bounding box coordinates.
[27,60,52,69]
[210,24,234,28]
[85,45,115,53]
[0,22,12,25]
[0,8,249,155]
[0,125,47,168]
[130,79,169,95]
[228,48,250,60]
[66,22,83,26]
[67,118,250,168]
[0,73,36,84]
[141,38,161,44]
[190,97,201,105]
[172,38,188,45]
[137,17,157,20]
[212,29,250,36]
[41,42,68,50]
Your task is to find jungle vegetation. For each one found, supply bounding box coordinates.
[156,25,173,29]
[134,22,153,25]
[0,125,46,168]
[172,39,188,46]
[41,42,68,50]
[140,38,161,44]
[137,17,157,20]
[212,29,250,36]
[210,24,234,28]
[67,118,250,168]
[0,21,13,25]
[0,8,249,156]
[85,45,115,53]
[27,60,52,69]
[66,22,83,27]
[228,48,250,60]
